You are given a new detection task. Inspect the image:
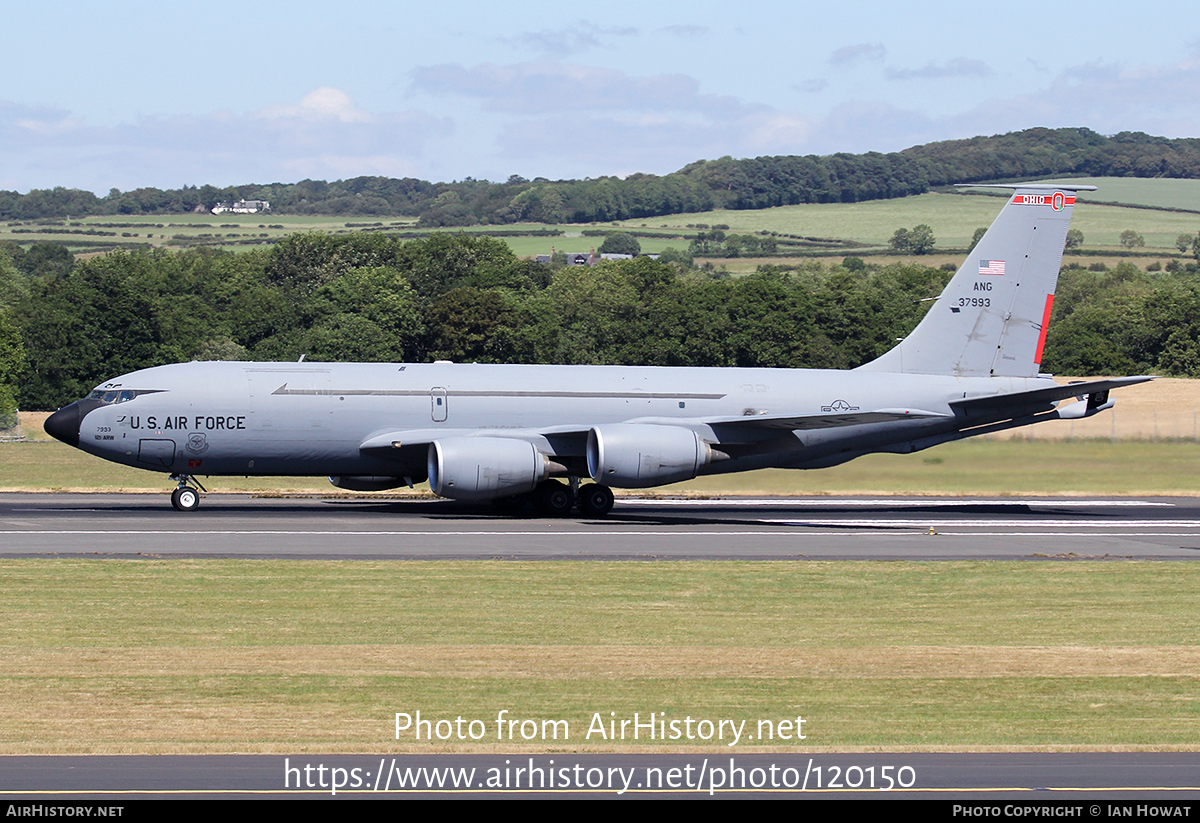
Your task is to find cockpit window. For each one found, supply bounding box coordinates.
[87,389,149,404]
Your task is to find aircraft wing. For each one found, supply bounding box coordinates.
[950,376,1153,413]
[359,428,478,452]
[358,408,951,455]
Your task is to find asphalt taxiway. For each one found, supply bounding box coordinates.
[4,492,1200,559]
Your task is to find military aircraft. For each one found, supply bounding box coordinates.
[43,183,1149,516]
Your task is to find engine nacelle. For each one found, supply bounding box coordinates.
[587,423,712,488]
[328,475,408,491]
[428,437,549,501]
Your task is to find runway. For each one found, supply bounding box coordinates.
[4,492,1200,559]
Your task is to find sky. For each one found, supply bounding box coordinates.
[2,0,1198,194]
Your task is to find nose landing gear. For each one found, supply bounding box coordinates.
[168,475,207,512]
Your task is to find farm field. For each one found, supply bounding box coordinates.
[615,189,1200,252]
[5,177,1198,260]
[1045,177,1200,212]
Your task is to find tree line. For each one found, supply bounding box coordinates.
[5,233,1200,415]
[4,128,1200,226]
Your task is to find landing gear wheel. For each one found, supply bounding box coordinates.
[171,486,200,512]
[534,480,574,517]
[578,484,614,517]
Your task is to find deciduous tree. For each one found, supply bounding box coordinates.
[598,232,641,256]
[1119,230,1145,249]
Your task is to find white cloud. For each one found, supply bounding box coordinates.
[885,58,992,80]
[5,44,1200,195]
[0,100,86,146]
[0,89,453,192]
[829,43,886,66]
[254,87,373,123]
[410,60,745,117]
[501,21,638,56]
[948,55,1200,140]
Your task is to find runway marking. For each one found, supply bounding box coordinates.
[3,529,1200,538]
[759,519,1200,528]
[3,529,899,536]
[623,498,1175,507]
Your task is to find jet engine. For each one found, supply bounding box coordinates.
[587,423,714,488]
[428,437,550,500]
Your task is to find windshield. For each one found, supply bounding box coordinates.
[85,389,149,404]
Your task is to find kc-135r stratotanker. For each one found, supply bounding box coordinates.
[44,184,1150,516]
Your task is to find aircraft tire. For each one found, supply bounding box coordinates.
[534,480,574,517]
[171,487,200,512]
[578,484,614,517]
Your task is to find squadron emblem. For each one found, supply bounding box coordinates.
[185,432,210,455]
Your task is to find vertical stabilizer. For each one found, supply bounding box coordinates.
[860,184,1092,377]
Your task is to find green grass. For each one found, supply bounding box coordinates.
[1054,177,1200,212]
[7,177,1198,258]
[611,191,1200,252]
[3,559,1200,753]
[6,439,1200,496]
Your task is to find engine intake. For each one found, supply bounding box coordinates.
[428,437,549,500]
[587,423,712,488]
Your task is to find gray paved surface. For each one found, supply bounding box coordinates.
[3,492,1200,559]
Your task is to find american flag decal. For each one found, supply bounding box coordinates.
[978,259,1006,276]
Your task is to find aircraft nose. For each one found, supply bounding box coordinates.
[44,403,82,447]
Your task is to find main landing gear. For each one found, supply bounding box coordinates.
[492,479,615,518]
[576,482,615,517]
[168,475,207,512]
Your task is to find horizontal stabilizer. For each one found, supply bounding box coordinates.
[951,376,1153,412]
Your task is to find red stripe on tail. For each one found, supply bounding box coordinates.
[1034,293,1055,364]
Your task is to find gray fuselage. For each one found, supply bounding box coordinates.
[67,360,1054,483]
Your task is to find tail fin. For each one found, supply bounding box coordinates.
[860,184,1093,377]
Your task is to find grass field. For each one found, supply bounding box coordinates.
[2,559,1199,753]
[6,177,1198,261]
[1053,177,1200,212]
[614,191,1200,252]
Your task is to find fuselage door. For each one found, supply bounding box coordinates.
[137,438,176,468]
[431,387,448,422]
